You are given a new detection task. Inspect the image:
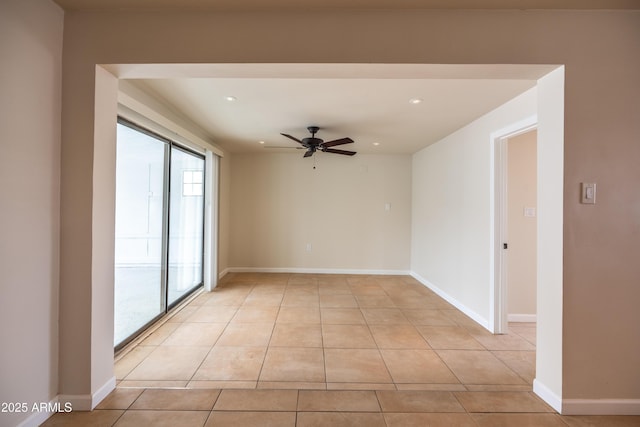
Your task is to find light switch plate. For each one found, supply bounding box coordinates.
[581,182,596,204]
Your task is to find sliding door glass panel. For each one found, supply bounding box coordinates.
[167,147,205,306]
[114,123,167,346]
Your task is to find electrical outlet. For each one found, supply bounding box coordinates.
[305,243,312,252]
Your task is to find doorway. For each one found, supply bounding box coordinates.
[491,116,537,334]
[506,130,538,325]
[114,118,206,349]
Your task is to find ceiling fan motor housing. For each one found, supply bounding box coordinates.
[302,137,323,147]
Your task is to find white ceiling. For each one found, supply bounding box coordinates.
[128,64,554,155]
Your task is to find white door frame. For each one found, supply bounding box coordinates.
[489,115,538,334]
[203,151,219,291]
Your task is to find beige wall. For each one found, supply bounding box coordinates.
[0,0,63,425]
[229,153,411,272]
[55,6,640,413]
[507,130,537,318]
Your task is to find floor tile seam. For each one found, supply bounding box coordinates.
[371,388,386,413]
[255,309,283,384]
[552,413,574,426]
[320,347,329,386]
[185,326,231,384]
[384,323,433,350]
[124,388,148,411]
[483,348,529,384]
[360,339,399,389]
[524,390,558,413]
[378,409,477,414]
[361,312,387,359]
[430,347,466,387]
[88,408,127,427]
[489,350,536,385]
[242,343,270,387]
[210,408,297,413]
[207,388,223,411]
[119,408,215,412]
[296,390,383,412]
[462,383,533,391]
[319,313,328,385]
[121,344,172,382]
[294,389,301,419]
[478,332,535,351]
[465,410,560,415]
[443,389,470,415]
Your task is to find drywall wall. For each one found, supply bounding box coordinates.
[507,130,537,318]
[88,66,118,408]
[55,7,639,414]
[411,88,537,324]
[229,153,412,272]
[0,0,63,425]
[535,67,565,406]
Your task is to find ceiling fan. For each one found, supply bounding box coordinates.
[280,126,356,158]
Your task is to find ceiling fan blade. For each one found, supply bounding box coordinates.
[323,148,357,156]
[303,149,314,158]
[321,137,354,148]
[264,146,306,149]
[280,133,305,145]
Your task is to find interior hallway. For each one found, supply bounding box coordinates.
[42,273,639,426]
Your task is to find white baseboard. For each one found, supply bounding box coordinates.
[410,271,490,331]
[561,399,640,415]
[15,396,62,427]
[57,376,116,412]
[92,376,116,409]
[218,267,230,280]
[533,379,562,413]
[224,267,411,276]
[56,393,92,412]
[508,314,537,323]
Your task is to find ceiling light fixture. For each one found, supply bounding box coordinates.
[409,98,423,105]
[372,142,380,146]
[259,140,265,144]
[225,96,237,102]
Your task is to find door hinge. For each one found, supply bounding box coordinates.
[503,243,508,249]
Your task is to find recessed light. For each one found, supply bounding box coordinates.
[225,96,237,102]
[258,140,265,144]
[372,142,380,146]
[409,98,423,105]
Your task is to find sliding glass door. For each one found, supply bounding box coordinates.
[114,123,167,347]
[114,119,205,349]
[168,148,205,305]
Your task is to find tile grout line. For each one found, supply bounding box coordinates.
[188,282,252,388]
[244,282,270,390]
[358,290,398,391]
